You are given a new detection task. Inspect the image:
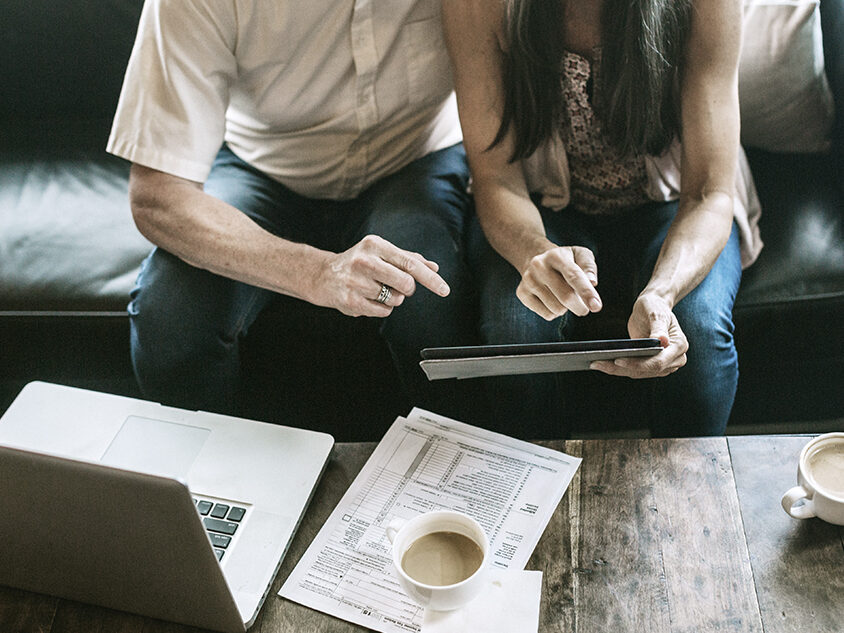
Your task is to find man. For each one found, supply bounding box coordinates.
[107,0,477,419]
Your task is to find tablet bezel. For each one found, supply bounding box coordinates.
[420,338,662,360]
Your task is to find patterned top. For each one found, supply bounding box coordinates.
[561,49,650,214]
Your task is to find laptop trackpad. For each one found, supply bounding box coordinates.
[101,416,211,480]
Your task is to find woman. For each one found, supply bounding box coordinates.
[443,0,761,437]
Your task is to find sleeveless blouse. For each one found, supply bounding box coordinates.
[561,49,651,214]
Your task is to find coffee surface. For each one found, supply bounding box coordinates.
[400,530,483,586]
[808,442,844,496]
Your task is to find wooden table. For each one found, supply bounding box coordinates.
[2,435,842,632]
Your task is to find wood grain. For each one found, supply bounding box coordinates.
[573,438,763,633]
[646,438,762,633]
[573,439,673,632]
[728,435,844,633]
[529,440,581,633]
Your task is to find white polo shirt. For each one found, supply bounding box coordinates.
[107,0,462,200]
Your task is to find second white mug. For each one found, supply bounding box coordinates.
[781,432,844,526]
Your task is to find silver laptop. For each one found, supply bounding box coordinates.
[0,381,333,632]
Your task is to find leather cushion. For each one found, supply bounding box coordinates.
[0,123,150,311]
[737,149,843,309]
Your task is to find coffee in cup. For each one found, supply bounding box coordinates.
[805,441,844,496]
[386,510,489,611]
[401,529,484,586]
[781,432,844,525]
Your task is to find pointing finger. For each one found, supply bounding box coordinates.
[382,244,449,297]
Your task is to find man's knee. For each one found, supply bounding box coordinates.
[128,249,262,370]
[128,279,223,383]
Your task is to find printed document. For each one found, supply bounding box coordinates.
[279,408,581,633]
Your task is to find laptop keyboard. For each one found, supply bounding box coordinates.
[194,498,247,562]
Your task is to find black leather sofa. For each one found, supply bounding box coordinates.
[1,0,842,441]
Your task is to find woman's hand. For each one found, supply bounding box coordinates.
[591,292,688,378]
[516,245,603,320]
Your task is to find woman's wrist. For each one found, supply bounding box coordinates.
[509,235,558,275]
[637,285,677,310]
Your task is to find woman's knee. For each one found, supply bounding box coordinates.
[674,232,741,367]
[676,282,737,355]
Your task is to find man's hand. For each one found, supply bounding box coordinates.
[312,235,450,317]
[591,293,688,378]
[516,245,602,320]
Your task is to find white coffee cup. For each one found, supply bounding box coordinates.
[781,432,844,526]
[385,510,489,611]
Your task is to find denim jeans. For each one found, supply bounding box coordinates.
[129,144,481,421]
[470,200,743,438]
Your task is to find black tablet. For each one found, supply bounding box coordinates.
[419,338,663,380]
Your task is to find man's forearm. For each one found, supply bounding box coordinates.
[129,166,328,303]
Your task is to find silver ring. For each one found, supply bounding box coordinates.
[376,284,392,304]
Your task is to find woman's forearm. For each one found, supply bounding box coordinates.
[640,191,734,307]
[473,181,556,274]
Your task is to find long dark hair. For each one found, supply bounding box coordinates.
[493,0,692,160]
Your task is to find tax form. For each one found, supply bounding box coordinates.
[279,408,581,633]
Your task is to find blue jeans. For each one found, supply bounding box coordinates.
[471,200,742,438]
[129,144,481,420]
